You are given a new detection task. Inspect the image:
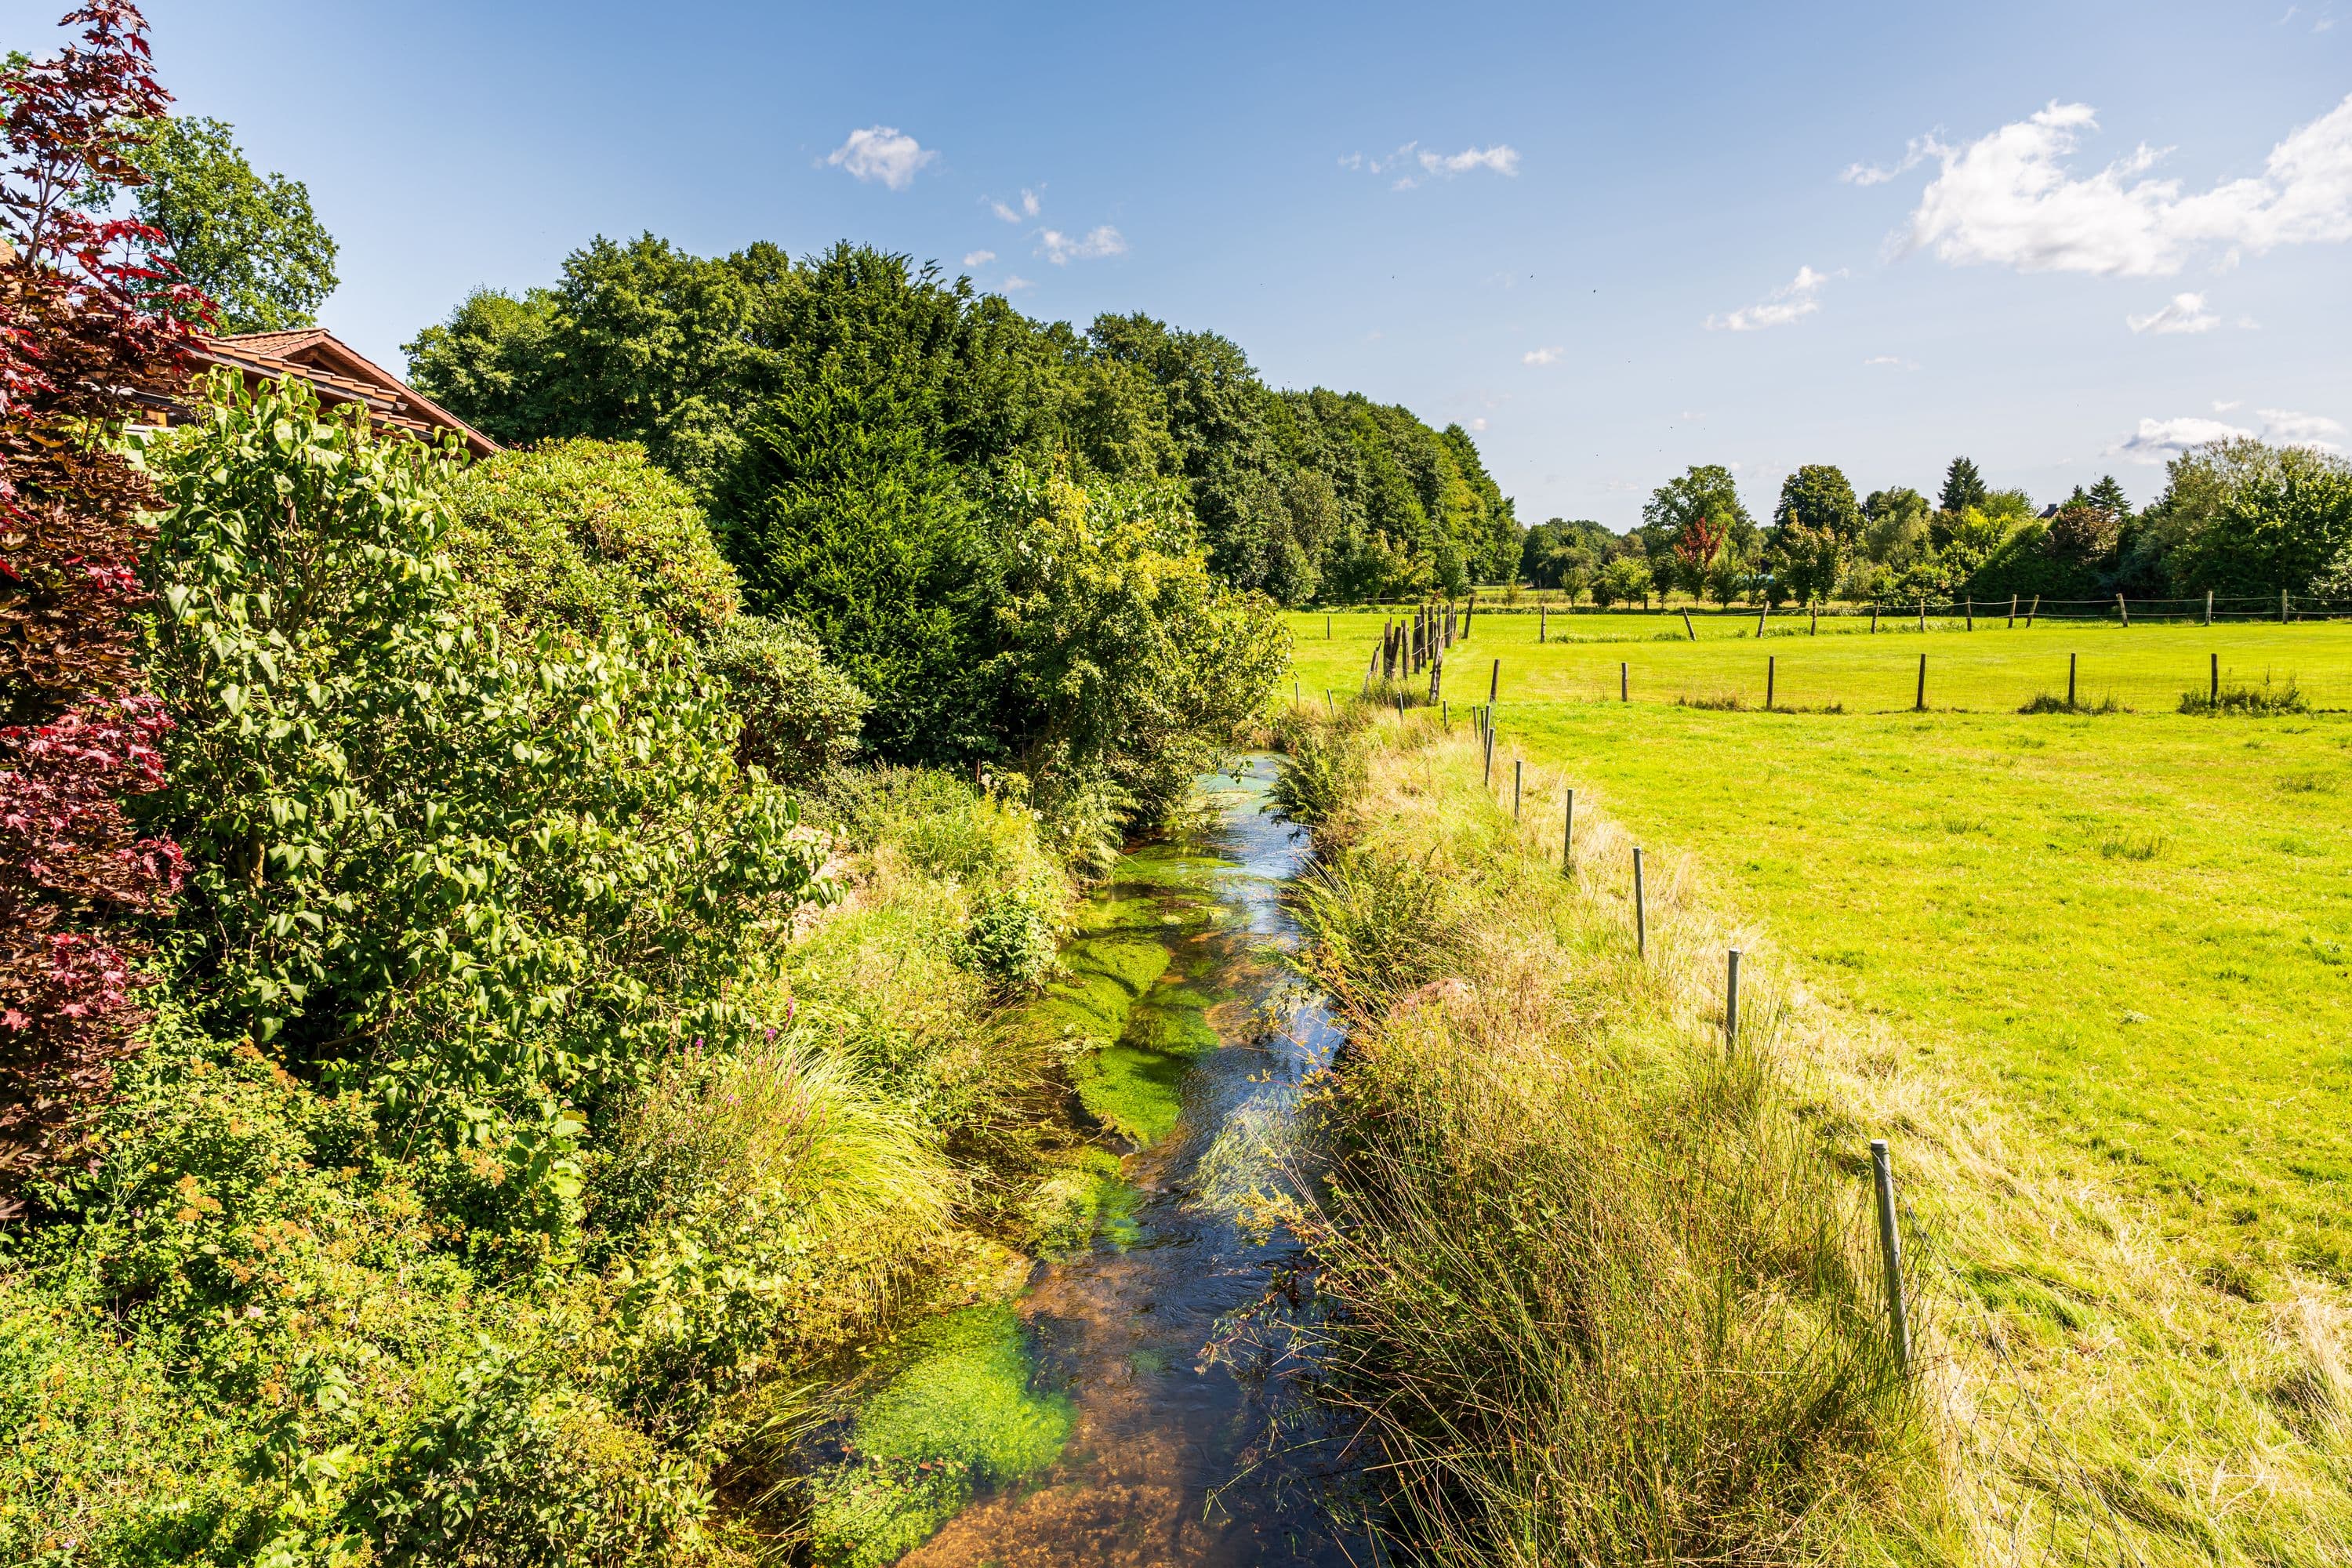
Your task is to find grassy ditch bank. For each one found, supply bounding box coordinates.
[1272,705,2352,1566]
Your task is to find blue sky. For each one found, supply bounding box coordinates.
[80,1,2352,528]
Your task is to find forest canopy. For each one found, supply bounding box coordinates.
[402,236,1522,609]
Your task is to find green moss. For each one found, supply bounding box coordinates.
[1022,1149,1142,1257]
[808,1302,1073,1566]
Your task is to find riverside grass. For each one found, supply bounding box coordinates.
[1276,694,2352,1563]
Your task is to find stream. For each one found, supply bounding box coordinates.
[900,754,1373,1567]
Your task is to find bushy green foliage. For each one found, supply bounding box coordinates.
[2155,438,2352,597]
[702,614,870,785]
[136,373,828,1206]
[1269,709,1369,831]
[442,438,741,643]
[129,115,336,332]
[404,238,1521,608]
[990,467,1289,826]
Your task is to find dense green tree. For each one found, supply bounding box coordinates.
[2086,474,2132,521]
[1775,464,1863,543]
[1642,465,1756,557]
[1938,456,1987,514]
[2153,439,2352,596]
[129,116,336,332]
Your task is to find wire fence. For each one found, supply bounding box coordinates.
[1339,647,2352,713]
[1326,592,2352,624]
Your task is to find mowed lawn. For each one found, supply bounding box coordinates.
[1287,610,2352,1279]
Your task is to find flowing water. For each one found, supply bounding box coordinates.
[899,755,1373,1568]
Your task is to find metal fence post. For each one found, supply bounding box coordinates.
[1563,788,1575,872]
[1725,948,1741,1043]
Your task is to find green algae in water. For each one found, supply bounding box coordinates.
[808,1302,1073,1567]
[1024,1147,1145,1258]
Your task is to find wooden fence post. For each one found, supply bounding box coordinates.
[1870,604,1879,634]
[1755,602,1768,638]
[1871,1140,1911,1373]
[2027,593,2040,628]
[1766,655,1776,711]
[1726,948,1741,1043]
[2205,591,2213,627]
[2008,594,2018,629]
[1540,605,1548,643]
[1632,847,1646,958]
[1490,659,1501,704]
[1620,661,1629,702]
[2282,589,2291,623]
[1513,759,1523,820]
[1483,724,1494,787]
[2067,652,2077,709]
[2211,652,2220,706]
[2116,593,2129,628]
[1917,599,1926,633]
[1965,597,1974,631]
[1809,606,1819,636]
[1915,653,1927,712]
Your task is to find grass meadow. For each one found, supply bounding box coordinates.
[1283,612,2352,1563]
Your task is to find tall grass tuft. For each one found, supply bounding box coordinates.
[1280,726,1930,1563]
[2180,674,2310,715]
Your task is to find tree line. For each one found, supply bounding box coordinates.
[1524,447,2352,608]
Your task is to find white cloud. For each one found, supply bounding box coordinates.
[826,125,935,191]
[2111,414,2253,461]
[2214,399,2244,412]
[1468,417,1489,431]
[1706,265,1838,331]
[1842,138,1933,187]
[2112,405,2347,461]
[2259,407,2347,448]
[1523,346,1563,365]
[1884,93,2352,276]
[1000,274,1035,292]
[989,188,1043,223]
[1037,225,1127,264]
[2125,292,2220,333]
[962,249,996,267]
[1420,144,1519,176]
[1343,140,1521,187]
[1862,354,1920,368]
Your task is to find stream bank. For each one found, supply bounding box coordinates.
[825,757,1372,1568]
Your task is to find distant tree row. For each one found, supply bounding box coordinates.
[401,236,1520,618]
[1527,448,2350,608]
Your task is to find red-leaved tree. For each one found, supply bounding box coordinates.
[1671,514,1726,599]
[0,2,200,1200]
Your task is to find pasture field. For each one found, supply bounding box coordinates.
[1286,611,2352,1283]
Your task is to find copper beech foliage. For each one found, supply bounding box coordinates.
[0,2,203,1196]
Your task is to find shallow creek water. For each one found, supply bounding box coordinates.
[900,756,1371,1568]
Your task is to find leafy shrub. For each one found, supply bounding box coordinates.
[1269,710,1367,829]
[960,886,1059,992]
[442,437,741,644]
[2020,693,2122,715]
[702,612,871,785]
[989,466,1289,829]
[137,373,829,1206]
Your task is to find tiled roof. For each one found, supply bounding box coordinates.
[184,328,500,457]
